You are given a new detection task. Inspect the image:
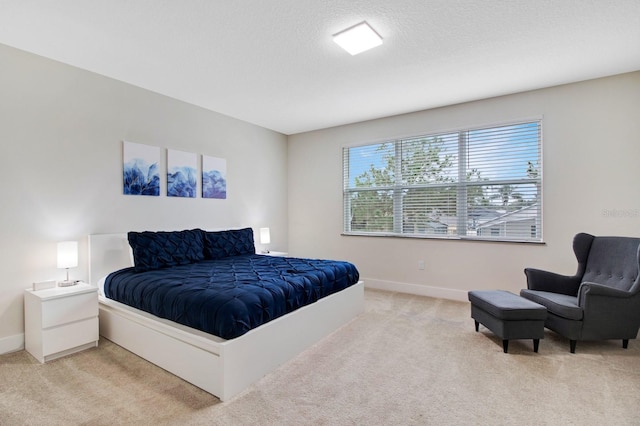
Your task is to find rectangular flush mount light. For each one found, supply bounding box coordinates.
[333,21,382,55]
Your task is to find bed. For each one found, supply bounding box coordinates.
[88,229,364,401]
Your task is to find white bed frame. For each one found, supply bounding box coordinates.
[88,233,364,401]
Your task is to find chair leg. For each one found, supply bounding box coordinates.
[474,320,479,332]
[533,339,540,353]
[623,339,629,349]
[570,340,577,353]
[503,339,509,353]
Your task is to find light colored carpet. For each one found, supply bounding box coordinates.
[1,289,639,425]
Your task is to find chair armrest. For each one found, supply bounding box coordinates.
[524,268,581,295]
[577,282,634,305]
[577,282,640,331]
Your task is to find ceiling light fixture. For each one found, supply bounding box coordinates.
[333,21,383,56]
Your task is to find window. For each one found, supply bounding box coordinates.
[343,120,542,242]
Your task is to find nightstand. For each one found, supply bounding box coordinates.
[262,251,288,257]
[24,282,99,363]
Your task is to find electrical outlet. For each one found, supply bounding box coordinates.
[418,260,425,270]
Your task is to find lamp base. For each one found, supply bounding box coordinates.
[58,280,77,287]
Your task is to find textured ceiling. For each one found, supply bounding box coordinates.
[1,1,639,135]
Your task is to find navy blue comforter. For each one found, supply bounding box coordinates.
[104,254,360,339]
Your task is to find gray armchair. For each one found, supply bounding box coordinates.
[520,233,640,353]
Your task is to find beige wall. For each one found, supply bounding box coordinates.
[0,44,288,352]
[288,72,640,300]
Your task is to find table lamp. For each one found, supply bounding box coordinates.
[259,227,271,253]
[57,241,78,286]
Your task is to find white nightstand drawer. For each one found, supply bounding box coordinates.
[41,292,98,329]
[42,317,98,355]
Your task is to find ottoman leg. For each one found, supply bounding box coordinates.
[502,339,509,353]
[474,320,479,332]
[533,339,540,353]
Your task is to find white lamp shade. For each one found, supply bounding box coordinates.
[57,241,78,269]
[259,228,271,245]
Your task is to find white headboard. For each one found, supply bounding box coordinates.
[88,233,133,285]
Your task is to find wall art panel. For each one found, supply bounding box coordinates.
[167,149,197,198]
[123,141,160,196]
[202,155,227,199]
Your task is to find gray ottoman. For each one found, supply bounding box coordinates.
[468,290,547,353]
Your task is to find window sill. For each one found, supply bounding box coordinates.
[341,232,545,245]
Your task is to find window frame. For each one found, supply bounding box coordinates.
[342,119,543,243]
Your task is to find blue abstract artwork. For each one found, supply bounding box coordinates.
[167,149,197,198]
[202,155,227,199]
[123,141,160,196]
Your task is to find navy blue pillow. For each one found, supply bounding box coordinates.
[203,227,255,259]
[128,229,205,272]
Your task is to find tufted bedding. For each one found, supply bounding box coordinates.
[104,254,360,339]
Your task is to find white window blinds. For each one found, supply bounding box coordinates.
[343,121,542,242]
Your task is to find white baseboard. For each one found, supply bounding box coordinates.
[0,333,24,355]
[363,278,469,302]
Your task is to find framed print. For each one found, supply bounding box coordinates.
[202,155,227,199]
[167,149,197,198]
[123,141,160,196]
